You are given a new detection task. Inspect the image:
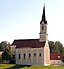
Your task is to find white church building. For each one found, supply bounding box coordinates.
[10,5,50,66]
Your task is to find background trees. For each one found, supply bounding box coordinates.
[2,50,11,60]
[48,41,64,54]
[0,41,12,63]
[0,41,10,51]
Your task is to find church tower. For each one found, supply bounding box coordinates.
[39,5,48,42]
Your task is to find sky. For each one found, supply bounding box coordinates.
[0,0,64,44]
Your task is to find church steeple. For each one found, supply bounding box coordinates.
[40,5,47,24]
[39,4,48,42]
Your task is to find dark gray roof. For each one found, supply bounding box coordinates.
[40,5,47,24]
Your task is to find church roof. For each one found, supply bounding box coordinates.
[40,5,47,24]
[12,39,46,48]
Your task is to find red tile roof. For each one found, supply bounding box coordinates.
[50,53,64,60]
[12,39,46,48]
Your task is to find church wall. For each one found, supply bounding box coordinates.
[15,49,21,64]
[44,42,50,66]
[38,49,43,64]
[15,48,44,65]
[10,45,16,55]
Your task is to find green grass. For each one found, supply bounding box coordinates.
[0,64,64,69]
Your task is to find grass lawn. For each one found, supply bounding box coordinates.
[0,64,64,69]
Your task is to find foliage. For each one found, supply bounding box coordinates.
[0,41,10,51]
[0,41,11,58]
[48,41,55,53]
[0,43,3,51]
[48,41,64,54]
[0,41,15,63]
[0,56,2,63]
[2,50,11,60]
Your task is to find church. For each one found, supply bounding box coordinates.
[10,5,50,66]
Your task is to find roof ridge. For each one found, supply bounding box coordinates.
[14,39,39,41]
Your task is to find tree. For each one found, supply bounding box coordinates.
[62,47,64,54]
[0,41,13,63]
[55,41,63,53]
[0,41,10,51]
[48,41,64,54]
[0,43,3,51]
[0,56,2,63]
[2,50,11,61]
[48,41,55,53]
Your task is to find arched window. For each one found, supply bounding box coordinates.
[39,53,41,57]
[18,54,21,59]
[24,54,26,59]
[34,53,36,57]
[29,53,31,59]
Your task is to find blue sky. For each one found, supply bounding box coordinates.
[0,0,64,44]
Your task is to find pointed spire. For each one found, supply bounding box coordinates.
[40,4,47,24]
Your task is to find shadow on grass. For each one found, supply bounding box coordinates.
[6,64,31,69]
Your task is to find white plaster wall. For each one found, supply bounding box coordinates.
[15,48,44,65]
[50,60,62,65]
[10,45,16,54]
[44,41,50,66]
